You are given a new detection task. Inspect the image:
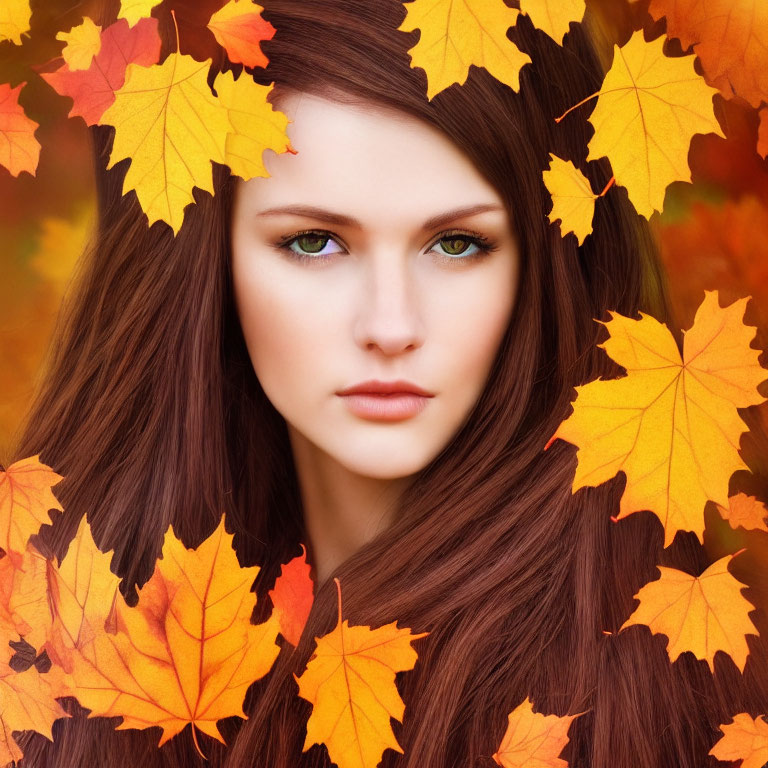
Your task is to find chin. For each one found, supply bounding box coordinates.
[335,448,434,480]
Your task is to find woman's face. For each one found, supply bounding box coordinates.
[231,91,519,480]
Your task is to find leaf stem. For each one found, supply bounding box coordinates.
[334,577,343,626]
[170,9,180,54]
[599,175,616,196]
[555,90,600,123]
[191,724,208,761]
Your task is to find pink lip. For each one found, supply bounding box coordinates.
[336,380,434,422]
[336,379,434,397]
[338,393,431,421]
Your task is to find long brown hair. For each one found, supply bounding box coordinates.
[14,1,768,766]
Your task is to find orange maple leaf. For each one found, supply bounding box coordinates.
[207,0,276,69]
[0,541,50,650]
[42,17,161,126]
[619,552,759,673]
[268,542,314,646]
[0,609,70,764]
[546,291,767,547]
[709,712,768,768]
[41,514,122,673]
[294,577,429,768]
[716,492,768,533]
[0,455,63,567]
[642,0,768,108]
[492,696,580,768]
[0,82,41,178]
[55,515,280,757]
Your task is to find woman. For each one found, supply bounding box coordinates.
[14,0,767,766]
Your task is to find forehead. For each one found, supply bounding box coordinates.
[239,91,504,227]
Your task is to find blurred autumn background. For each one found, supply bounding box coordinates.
[1,0,767,537]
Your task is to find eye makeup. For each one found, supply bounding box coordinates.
[272,227,500,265]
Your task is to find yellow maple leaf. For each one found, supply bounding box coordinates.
[709,713,768,768]
[542,153,597,245]
[57,17,102,71]
[0,455,63,568]
[56,515,280,756]
[0,0,31,45]
[294,578,429,768]
[118,0,161,27]
[583,30,724,218]
[619,553,758,672]
[213,71,293,181]
[100,52,232,234]
[397,0,531,101]
[519,0,586,44]
[492,695,580,767]
[547,291,767,547]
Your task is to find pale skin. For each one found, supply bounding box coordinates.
[231,91,519,585]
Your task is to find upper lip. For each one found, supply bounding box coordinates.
[336,379,434,397]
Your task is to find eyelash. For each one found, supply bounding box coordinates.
[273,228,499,265]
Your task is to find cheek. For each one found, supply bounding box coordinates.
[434,268,515,385]
[233,262,332,398]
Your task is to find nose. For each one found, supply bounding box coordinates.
[353,250,425,356]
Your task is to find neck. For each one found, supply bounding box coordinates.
[287,426,413,586]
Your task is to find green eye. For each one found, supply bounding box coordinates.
[439,236,473,256]
[295,233,329,253]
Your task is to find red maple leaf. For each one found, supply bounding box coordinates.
[42,17,161,126]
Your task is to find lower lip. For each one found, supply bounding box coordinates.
[338,393,431,421]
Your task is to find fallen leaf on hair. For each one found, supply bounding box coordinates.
[0,83,41,178]
[56,515,280,756]
[619,553,758,673]
[397,0,531,100]
[295,578,429,768]
[640,0,768,108]
[709,712,768,768]
[546,291,767,547]
[100,52,232,233]
[492,695,579,767]
[0,0,31,45]
[40,514,121,674]
[118,0,162,27]
[43,17,162,126]
[582,30,724,218]
[519,0,585,44]
[542,153,597,245]
[0,648,70,765]
[213,71,293,181]
[716,492,768,533]
[207,0,276,69]
[0,455,63,567]
[57,17,102,71]
[0,541,50,651]
[267,542,314,646]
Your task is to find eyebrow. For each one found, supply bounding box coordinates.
[254,203,505,231]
